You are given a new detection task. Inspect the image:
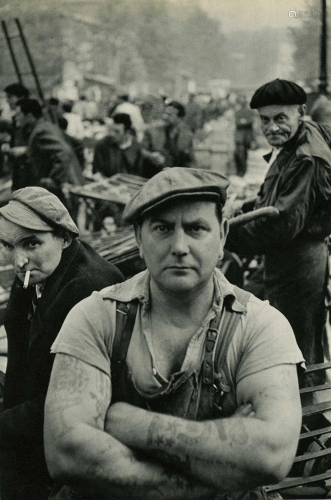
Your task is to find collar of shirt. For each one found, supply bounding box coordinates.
[268,147,283,165]
[35,283,44,299]
[101,268,246,314]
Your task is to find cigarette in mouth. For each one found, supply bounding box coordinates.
[23,270,31,289]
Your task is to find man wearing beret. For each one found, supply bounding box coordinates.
[226,78,331,386]
[44,167,303,499]
[0,187,124,500]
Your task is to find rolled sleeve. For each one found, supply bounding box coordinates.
[51,291,116,377]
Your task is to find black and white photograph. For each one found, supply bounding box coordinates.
[0,1,330,499]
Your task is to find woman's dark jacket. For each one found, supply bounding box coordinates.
[0,238,124,500]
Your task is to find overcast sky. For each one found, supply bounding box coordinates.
[0,0,316,33]
[0,0,315,27]
[199,0,313,32]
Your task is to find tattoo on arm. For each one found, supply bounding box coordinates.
[47,355,110,438]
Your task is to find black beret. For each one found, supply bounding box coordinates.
[250,79,306,109]
[123,167,229,224]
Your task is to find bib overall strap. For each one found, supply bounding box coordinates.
[111,300,139,382]
[198,286,251,419]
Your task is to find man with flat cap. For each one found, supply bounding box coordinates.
[226,78,331,386]
[0,187,124,500]
[44,167,303,499]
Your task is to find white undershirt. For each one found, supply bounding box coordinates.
[268,147,282,165]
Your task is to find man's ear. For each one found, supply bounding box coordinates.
[62,231,73,250]
[134,223,144,260]
[219,218,229,261]
[298,104,306,118]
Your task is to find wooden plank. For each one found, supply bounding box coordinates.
[264,471,331,492]
[305,361,331,373]
[300,425,331,440]
[293,447,331,463]
[302,401,331,416]
[300,382,331,394]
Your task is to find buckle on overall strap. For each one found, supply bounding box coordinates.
[202,316,220,384]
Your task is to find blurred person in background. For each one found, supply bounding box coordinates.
[93,113,145,178]
[310,94,331,125]
[72,94,98,121]
[58,116,85,171]
[142,100,194,175]
[12,99,76,203]
[48,97,62,123]
[234,95,255,177]
[3,84,31,190]
[0,187,123,500]
[0,119,13,178]
[4,83,30,126]
[184,93,204,133]
[62,101,85,140]
[112,93,145,142]
[92,112,147,229]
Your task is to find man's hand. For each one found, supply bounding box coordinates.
[150,152,166,167]
[8,146,27,157]
[39,177,56,189]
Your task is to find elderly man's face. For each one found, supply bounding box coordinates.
[135,200,227,296]
[0,218,69,285]
[258,104,304,147]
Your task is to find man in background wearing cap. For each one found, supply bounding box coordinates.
[226,78,331,386]
[0,187,123,500]
[44,167,303,499]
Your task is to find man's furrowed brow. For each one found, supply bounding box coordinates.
[185,217,211,228]
[1,234,40,246]
[149,215,172,224]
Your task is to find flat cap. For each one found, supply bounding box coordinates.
[0,187,79,236]
[250,79,306,109]
[123,167,229,223]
